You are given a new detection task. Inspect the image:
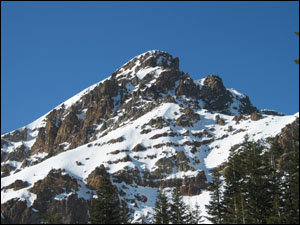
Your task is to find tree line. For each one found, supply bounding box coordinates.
[206,135,299,224]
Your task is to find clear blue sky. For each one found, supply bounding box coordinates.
[1,1,299,134]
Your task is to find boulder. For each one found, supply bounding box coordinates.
[132,143,146,152]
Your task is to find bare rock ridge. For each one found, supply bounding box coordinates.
[2,50,256,167]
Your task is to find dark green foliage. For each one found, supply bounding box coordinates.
[89,174,121,224]
[152,187,170,224]
[205,170,224,224]
[190,203,204,224]
[278,137,299,224]
[206,132,299,224]
[153,182,203,224]
[169,185,189,224]
[120,199,131,224]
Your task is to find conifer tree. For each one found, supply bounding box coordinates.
[264,138,285,223]
[280,137,299,224]
[120,199,131,224]
[239,138,269,224]
[221,152,246,224]
[169,185,190,224]
[205,169,224,224]
[205,127,299,224]
[190,202,204,224]
[153,186,170,224]
[89,174,121,224]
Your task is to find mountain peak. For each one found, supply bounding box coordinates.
[118,50,179,74]
[2,50,299,224]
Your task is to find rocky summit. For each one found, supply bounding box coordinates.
[1,50,299,224]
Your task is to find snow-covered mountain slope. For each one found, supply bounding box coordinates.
[1,50,298,224]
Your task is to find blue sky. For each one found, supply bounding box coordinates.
[1,1,299,134]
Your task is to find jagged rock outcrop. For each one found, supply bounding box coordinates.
[2,179,30,191]
[2,128,28,143]
[30,110,62,155]
[201,75,232,112]
[1,198,28,224]
[277,117,299,150]
[2,169,88,224]
[200,75,257,114]
[176,74,200,99]
[29,169,79,199]
[85,164,115,191]
[54,111,81,150]
[2,144,28,162]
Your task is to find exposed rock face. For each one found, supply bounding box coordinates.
[200,75,257,114]
[155,156,176,174]
[176,75,200,99]
[277,117,299,150]
[251,112,263,121]
[85,164,111,190]
[2,169,88,224]
[201,75,232,112]
[29,169,79,201]
[2,144,28,162]
[2,128,28,143]
[238,95,259,114]
[2,179,30,191]
[30,110,62,155]
[176,108,201,127]
[137,51,180,71]
[1,198,28,224]
[159,171,207,196]
[54,111,81,149]
[112,166,142,185]
[156,70,183,93]
[1,164,15,177]
[1,194,88,224]
[261,109,285,116]
[132,143,147,152]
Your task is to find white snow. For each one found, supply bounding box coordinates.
[2,101,298,218]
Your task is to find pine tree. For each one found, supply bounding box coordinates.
[205,169,224,224]
[120,199,131,224]
[153,186,170,224]
[89,174,121,224]
[264,138,285,223]
[190,202,204,224]
[220,141,249,224]
[280,137,299,224]
[169,185,190,224]
[206,127,299,224]
[240,138,270,224]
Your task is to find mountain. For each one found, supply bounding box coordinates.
[1,50,298,224]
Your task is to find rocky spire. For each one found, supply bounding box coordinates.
[118,50,180,74]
